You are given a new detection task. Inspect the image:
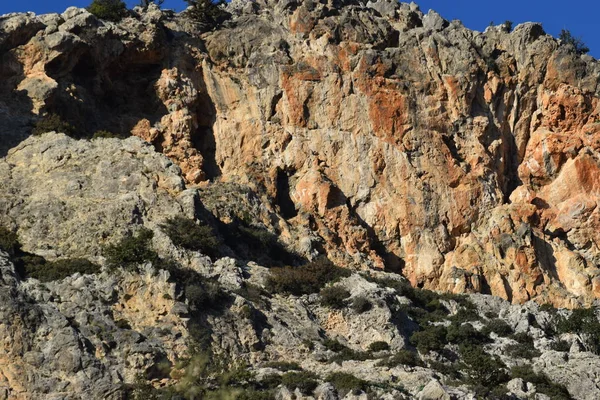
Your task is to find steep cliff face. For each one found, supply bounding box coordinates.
[2,1,600,308]
[3,3,600,399]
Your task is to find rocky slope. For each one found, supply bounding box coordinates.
[1,1,600,399]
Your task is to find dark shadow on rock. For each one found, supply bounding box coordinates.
[192,84,222,180]
[533,233,558,282]
[0,50,35,157]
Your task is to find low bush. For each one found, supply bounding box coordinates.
[280,371,318,395]
[23,258,100,282]
[459,344,509,388]
[368,341,390,352]
[0,226,20,256]
[351,296,372,313]
[263,361,301,372]
[88,0,128,22]
[505,342,541,359]
[319,286,351,309]
[511,365,571,400]
[510,331,533,344]
[550,339,571,352]
[410,325,447,354]
[446,322,489,346]
[185,280,227,310]
[161,216,221,259]
[267,257,350,296]
[324,339,370,363]
[376,349,424,368]
[481,319,513,337]
[326,372,368,395]
[103,227,158,270]
[32,114,75,136]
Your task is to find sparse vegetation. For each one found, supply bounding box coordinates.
[326,372,368,395]
[554,307,600,354]
[550,339,571,352]
[481,319,513,337]
[280,371,318,395]
[23,258,100,282]
[161,216,221,259]
[559,29,590,55]
[184,0,231,28]
[324,339,370,363]
[319,285,351,309]
[88,0,128,22]
[263,361,301,372]
[351,295,372,313]
[267,257,350,296]
[503,20,513,32]
[103,227,158,270]
[510,365,571,400]
[376,349,424,368]
[410,325,448,354]
[368,341,390,352]
[32,114,75,136]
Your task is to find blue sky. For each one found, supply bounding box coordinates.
[1,1,597,58]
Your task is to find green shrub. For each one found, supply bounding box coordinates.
[263,361,301,372]
[511,365,571,400]
[88,0,128,22]
[459,344,509,388]
[184,280,227,310]
[351,296,372,313]
[326,372,368,395]
[267,257,350,296]
[161,216,221,259]
[376,349,424,368]
[503,20,513,32]
[446,322,489,346]
[550,339,571,352]
[23,258,100,282]
[0,226,20,256]
[320,286,351,309]
[559,29,590,55]
[32,114,75,136]
[323,339,370,363]
[510,331,533,344]
[505,342,541,359]
[368,341,390,352]
[555,307,600,353]
[280,371,318,395]
[410,325,448,354]
[184,0,231,28]
[481,319,513,337]
[103,227,158,270]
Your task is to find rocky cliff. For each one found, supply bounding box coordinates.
[2,1,600,399]
[3,0,599,308]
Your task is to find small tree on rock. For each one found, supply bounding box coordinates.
[559,29,589,55]
[88,0,128,22]
[184,0,230,28]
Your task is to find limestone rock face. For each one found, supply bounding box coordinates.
[2,2,600,308]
